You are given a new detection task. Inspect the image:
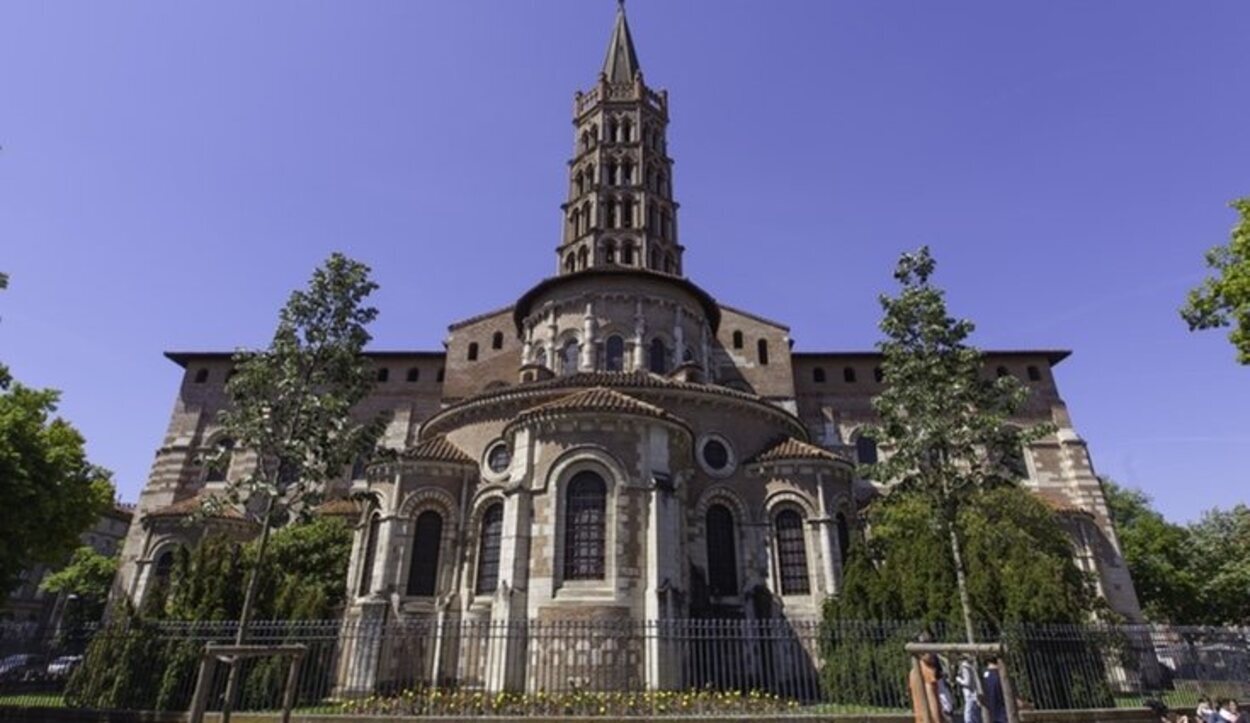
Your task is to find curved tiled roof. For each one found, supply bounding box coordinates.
[401,435,476,466]
[145,494,247,520]
[422,369,807,440]
[747,437,852,466]
[511,387,688,429]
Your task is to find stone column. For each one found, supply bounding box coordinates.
[643,427,680,689]
[631,300,646,372]
[581,300,596,371]
[487,429,534,692]
[672,306,685,363]
[814,473,839,596]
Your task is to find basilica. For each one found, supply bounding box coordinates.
[114,2,1142,691]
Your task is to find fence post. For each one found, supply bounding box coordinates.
[188,652,215,723]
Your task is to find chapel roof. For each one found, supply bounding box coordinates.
[401,435,476,466]
[511,386,687,429]
[747,436,853,466]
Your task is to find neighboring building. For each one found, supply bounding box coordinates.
[113,3,1142,690]
[3,504,133,636]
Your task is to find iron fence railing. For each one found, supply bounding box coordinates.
[1,619,1247,717]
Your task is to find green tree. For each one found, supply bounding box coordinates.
[1181,197,1250,364]
[208,252,385,718]
[1102,480,1203,624]
[1188,504,1250,625]
[861,247,1052,644]
[39,546,119,630]
[0,367,114,595]
[823,488,1105,709]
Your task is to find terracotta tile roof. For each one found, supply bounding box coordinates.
[401,435,475,465]
[314,497,363,518]
[145,494,247,520]
[747,437,852,466]
[509,370,763,402]
[512,387,688,428]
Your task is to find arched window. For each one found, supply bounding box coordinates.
[154,549,176,582]
[564,471,607,580]
[622,160,633,185]
[605,335,625,372]
[855,434,878,465]
[621,117,632,142]
[492,331,504,350]
[467,343,479,361]
[732,330,743,349]
[648,338,668,374]
[533,345,548,368]
[358,511,381,596]
[622,198,634,228]
[774,509,810,595]
[577,247,589,270]
[376,367,390,382]
[575,172,585,197]
[622,244,634,265]
[757,339,769,365]
[406,367,420,382]
[193,368,209,384]
[657,172,668,196]
[581,201,592,229]
[843,367,857,383]
[607,162,618,186]
[205,438,234,483]
[835,512,851,566]
[475,503,504,595]
[606,118,618,143]
[813,367,826,383]
[706,504,739,596]
[604,240,617,264]
[407,510,443,596]
[565,253,576,273]
[1027,365,1041,382]
[606,202,617,228]
[664,253,675,273]
[560,339,580,376]
[649,247,660,270]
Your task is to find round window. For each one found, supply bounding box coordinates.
[487,443,511,474]
[702,439,729,471]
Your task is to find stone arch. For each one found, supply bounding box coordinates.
[397,486,459,525]
[763,489,818,520]
[694,484,753,526]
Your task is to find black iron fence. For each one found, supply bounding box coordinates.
[1,619,1247,717]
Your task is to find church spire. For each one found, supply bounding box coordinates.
[602,0,641,84]
[557,3,680,278]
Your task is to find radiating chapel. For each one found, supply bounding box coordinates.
[115,2,1142,682]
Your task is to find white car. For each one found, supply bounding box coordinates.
[45,655,82,679]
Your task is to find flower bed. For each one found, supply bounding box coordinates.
[333,688,803,717]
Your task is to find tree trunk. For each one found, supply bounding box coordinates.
[220,495,276,723]
[947,509,991,723]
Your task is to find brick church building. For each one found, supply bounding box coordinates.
[114,3,1142,685]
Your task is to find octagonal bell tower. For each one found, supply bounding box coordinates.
[558,1,682,277]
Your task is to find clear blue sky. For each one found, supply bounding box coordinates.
[2,1,1247,522]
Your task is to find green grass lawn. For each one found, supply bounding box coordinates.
[0,692,66,708]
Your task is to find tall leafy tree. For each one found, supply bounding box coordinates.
[1188,504,1250,625]
[209,253,385,718]
[1181,197,1250,364]
[40,546,119,631]
[0,367,114,595]
[862,247,1052,644]
[1102,480,1204,624]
